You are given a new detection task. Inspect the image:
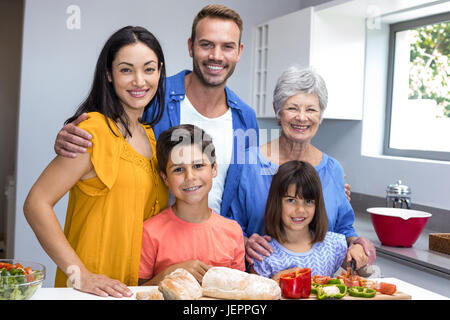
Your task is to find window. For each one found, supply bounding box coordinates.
[384,12,450,161]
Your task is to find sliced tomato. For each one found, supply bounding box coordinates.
[350,275,361,287]
[3,263,14,271]
[26,274,35,282]
[13,263,24,269]
[346,267,352,276]
[312,275,331,285]
[377,282,397,295]
[343,278,353,287]
[351,280,360,287]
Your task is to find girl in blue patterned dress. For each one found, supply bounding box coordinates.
[251,160,348,278]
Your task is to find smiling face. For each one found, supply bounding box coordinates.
[108,41,161,115]
[188,17,243,88]
[278,92,322,144]
[281,184,316,234]
[161,144,217,206]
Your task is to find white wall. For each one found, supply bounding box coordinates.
[14,0,302,287]
[258,0,450,211]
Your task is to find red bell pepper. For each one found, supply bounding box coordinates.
[279,268,311,299]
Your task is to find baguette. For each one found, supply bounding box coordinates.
[136,287,164,300]
[158,268,202,300]
[201,267,281,300]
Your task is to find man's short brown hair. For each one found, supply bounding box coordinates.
[191,4,243,44]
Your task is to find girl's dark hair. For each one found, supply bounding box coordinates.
[264,160,328,245]
[65,26,166,137]
[156,124,216,175]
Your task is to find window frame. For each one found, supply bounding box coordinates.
[384,11,450,162]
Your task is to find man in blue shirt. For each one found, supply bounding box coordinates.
[54,4,259,214]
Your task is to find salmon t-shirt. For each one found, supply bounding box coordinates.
[139,206,245,280]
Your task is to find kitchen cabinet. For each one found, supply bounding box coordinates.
[252,1,366,119]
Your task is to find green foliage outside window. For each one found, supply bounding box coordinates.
[409,22,450,117]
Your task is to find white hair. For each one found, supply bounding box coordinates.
[273,65,328,120]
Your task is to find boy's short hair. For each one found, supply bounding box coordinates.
[156,124,216,175]
[264,160,328,244]
[191,4,243,44]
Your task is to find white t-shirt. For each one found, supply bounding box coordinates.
[178,96,233,214]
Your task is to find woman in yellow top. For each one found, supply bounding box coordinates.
[23,26,168,298]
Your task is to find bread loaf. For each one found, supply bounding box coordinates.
[136,287,164,300]
[201,267,281,300]
[158,268,202,300]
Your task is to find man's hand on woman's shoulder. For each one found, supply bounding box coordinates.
[55,113,92,158]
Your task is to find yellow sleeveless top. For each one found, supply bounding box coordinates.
[54,112,168,287]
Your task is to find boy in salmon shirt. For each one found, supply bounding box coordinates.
[138,124,245,285]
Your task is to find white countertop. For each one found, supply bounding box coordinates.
[31,278,448,300]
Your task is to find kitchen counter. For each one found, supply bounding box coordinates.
[353,210,450,279]
[29,278,448,300]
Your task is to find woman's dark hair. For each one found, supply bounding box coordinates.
[264,160,328,245]
[156,124,216,175]
[65,26,166,137]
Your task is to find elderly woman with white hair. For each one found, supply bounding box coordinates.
[221,66,375,275]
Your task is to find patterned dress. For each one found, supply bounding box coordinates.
[253,232,347,278]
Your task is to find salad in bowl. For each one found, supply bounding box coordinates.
[0,259,45,300]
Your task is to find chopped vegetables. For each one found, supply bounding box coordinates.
[348,286,377,298]
[309,274,398,299]
[337,268,362,287]
[322,285,340,295]
[279,268,311,299]
[0,262,43,300]
[377,282,397,295]
[279,270,399,300]
[316,284,347,300]
[312,275,331,285]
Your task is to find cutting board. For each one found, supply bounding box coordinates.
[301,291,411,300]
[200,291,411,300]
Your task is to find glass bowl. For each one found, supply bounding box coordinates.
[0,259,46,300]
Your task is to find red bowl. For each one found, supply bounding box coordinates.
[367,208,432,247]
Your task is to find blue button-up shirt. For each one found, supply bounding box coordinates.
[143,70,260,214]
[221,146,358,240]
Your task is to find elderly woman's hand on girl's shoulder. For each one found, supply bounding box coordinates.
[244,233,273,264]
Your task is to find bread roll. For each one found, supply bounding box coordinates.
[202,267,281,300]
[158,268,202,300]
[136,287,164,300]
